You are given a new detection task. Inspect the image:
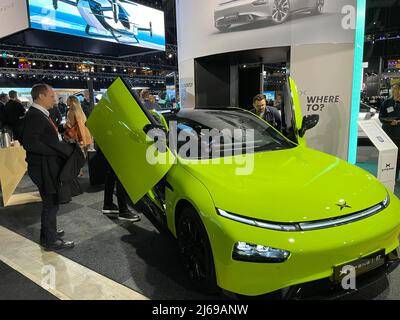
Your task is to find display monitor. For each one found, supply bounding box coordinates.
[28,0,165,51]
[264,91,276,102]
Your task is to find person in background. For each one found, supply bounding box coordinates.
[379,83,400,180]
[141,90,160,111]
[50,103,63,127]
[4,90,26,141]
[173,93,181,110]
[64,96,93,167]
[81,90,92,119]
[100,148,141,222]
[0,93,9,130]
[64,96,93,154]
[251,94,281,131]
[58,97,68,118]
[274,93,283,110]
[21,84,74,250]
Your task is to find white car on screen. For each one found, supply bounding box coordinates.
[214,0,324,32]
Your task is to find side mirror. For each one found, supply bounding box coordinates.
[299,114,319,138]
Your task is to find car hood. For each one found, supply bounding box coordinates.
[180,147,388,223]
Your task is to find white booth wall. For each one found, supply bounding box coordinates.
[176,0,359,160]
[0,0,29,39]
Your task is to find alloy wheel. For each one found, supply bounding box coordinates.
[271,0,290,24]
[316,0,324,13]
[176,207,218,294]
[178,214,208,281]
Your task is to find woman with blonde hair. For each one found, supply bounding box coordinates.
[64,95,93,146]
[64,96,93,176]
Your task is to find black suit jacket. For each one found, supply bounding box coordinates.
[4,100,25,127]
[22,107,72,196]
[0,101,5,127]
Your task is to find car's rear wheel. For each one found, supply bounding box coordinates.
[312,0,324,14]
[271,0,290,24]
[176,206,218,294]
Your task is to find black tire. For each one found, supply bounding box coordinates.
[216,25,231,32]
[176,206,218,295]
[312,0,324,15]
[271,0,290,24]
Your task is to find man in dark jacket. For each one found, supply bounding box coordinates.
[81,90,93,119]
[22,84,75,251]
[4,90,25,141]
[0,93,9,129]
[251,94,282,131]
[58,97,68,118]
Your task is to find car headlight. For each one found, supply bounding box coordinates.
[233,241,290,263]
[217,208,298,231]
[383,193,390,208]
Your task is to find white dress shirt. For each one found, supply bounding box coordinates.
[31,102,50,118]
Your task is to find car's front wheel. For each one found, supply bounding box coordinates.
[216,25,231,32]
[271,0,291,24]
[176,206,218,294]
[312,0,324,15]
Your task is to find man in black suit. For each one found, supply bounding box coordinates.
[81,90,92,119]
[22,84,75,251]
[0,93,9,129]
[57,97,68,118]
[4,90,26,141]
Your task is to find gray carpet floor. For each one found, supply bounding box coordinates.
[0,260,59,300]
[0,166,399,300]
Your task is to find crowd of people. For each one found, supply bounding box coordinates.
[0,85,143,251]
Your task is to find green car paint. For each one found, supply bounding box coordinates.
[87,77,400,297]
[86,78,175,204]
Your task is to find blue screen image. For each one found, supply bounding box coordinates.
[264,91,276,101]
[28,0,166,50]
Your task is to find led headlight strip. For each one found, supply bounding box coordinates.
[218,193,390,232]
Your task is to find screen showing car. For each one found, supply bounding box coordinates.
[28,0,166,50]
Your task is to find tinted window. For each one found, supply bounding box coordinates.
[164,109,295,159]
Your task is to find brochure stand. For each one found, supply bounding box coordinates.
[359,120,398,192]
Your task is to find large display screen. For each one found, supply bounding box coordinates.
[28,0,165,51]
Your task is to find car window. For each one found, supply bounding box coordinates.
[164,109,296,159]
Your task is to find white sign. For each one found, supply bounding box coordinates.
[359,120,399,192]
[0,0,29,39]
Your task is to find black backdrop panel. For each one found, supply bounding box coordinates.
[2,29,157,57]
[239,66,261,110]
[194,47,289,109]
[195,60,231,108]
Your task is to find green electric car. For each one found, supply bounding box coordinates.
[87,77,400,299]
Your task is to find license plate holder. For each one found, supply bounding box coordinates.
[333,250,386,283]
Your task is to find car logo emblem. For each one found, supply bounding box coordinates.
[336,201,352,211]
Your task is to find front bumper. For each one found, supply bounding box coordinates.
[208,193,400,297]
[224,252,400,299]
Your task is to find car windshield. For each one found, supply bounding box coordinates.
[163,109,296,159]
